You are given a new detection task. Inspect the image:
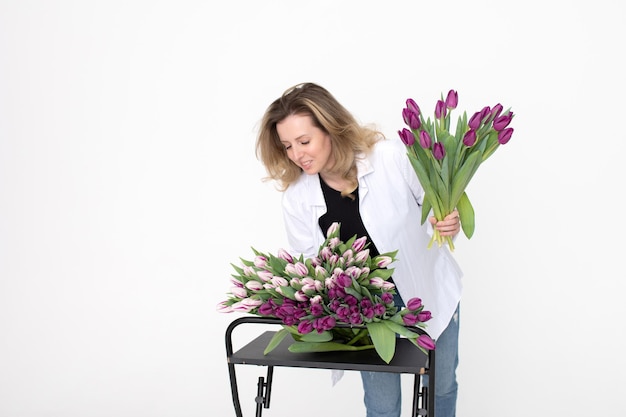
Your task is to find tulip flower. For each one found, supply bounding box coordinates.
[253,255,267,268]
[374,255,393,268]
[403,107,421,130]
[245,280,264,291]
[433,142,446,160]
[498,127,514,144]
[493,113,513,131]
[398,128,415,146]
[463,130,477,147]
[435,99,447,119]
[402,313,419,326]
[468,111,482,130]
[417,311,432,322]
[417,334,436,350]
[406,297,423,311]
[277,248,293,263]
[419,130,432,149]
[445,89,458,109]
[490,103,503,120]
[406,98,420,115]
[352,236,368,252]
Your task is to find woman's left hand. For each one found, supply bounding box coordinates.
[429,210,461,237]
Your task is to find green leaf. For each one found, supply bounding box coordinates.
[408,153,443,218]
[366,322,396,363]
[450,150,482,209]
[420,193,432,225]
[456,191,475,239]
[264,328,290,355]
[344,286,364,300]
[277,285,297,300]
[299,331,333,342]
[382,320,424,340]
[367,268,394,280]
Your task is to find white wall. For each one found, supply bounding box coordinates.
[1,1,624,416]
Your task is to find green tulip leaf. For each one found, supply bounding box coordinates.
[299,331,333,342]
[264,328,290,355]
[450,151,481,208]
[456,191,475,239]
[382,320,424,340]
[366,321,396,364]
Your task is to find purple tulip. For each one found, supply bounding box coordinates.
[463,129,477,147]
[258,301,275,316]
[490,103,503,120]
[493,113,513,131]
[419,130,432,149]
[336,272,352,288]
[406,297,423,311]
[435,99,447,118]
[433,142,446,160]
[403,108,421,130]
[398,128,415,146]
[402,313,419,326]
[310,303,323,316]
[297,320,314,334]
[406,98,421,115]
[381,292,394,304]
[498,127,514,144]
[468,111,482,130]
[479,106,491,121]
[417,311,432,322]
[445,89,458,109]
[373,303,387,316]
[417,334,436,350]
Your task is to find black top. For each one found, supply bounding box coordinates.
[318,176,380,258]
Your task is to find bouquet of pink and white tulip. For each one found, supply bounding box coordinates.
[398,90,515,251]
[217,222,434,363]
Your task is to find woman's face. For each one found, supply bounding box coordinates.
[276,114,333,175]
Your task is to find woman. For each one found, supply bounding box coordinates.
[256,82,463,417]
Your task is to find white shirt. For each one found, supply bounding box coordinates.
[281,137,463,339]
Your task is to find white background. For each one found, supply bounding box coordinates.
[1,1,625,416]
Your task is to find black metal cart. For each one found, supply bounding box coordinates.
[225,316,436,417]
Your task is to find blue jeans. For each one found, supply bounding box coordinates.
[360,299,460,417]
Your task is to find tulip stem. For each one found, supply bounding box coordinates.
[347,329,371,346]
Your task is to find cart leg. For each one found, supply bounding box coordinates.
[254,366,274,417]
[227,363,243,417]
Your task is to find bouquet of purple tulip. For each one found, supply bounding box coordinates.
[398,89,515,251]
[217,222,434,363]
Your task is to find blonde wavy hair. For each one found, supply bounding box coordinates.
[255,82,383,196]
